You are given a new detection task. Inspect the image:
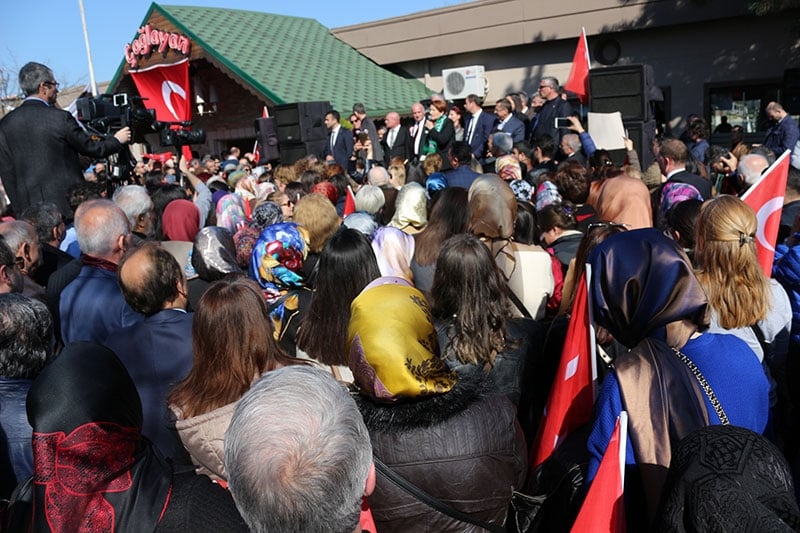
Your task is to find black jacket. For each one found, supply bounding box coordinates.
[0,99,124,217]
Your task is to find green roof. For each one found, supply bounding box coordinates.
[111,3,431,117]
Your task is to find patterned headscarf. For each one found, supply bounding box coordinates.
[234,202,284,267]
[535,180,563,211]
[371,226,415,282]
[216,193,247,233]
[348,277,456,402]
[496,153,523,183]
[192,226,241,281]
[250,222,309,340]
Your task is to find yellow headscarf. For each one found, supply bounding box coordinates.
[348,277,456,402]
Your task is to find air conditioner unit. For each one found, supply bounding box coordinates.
[442,66,486,100]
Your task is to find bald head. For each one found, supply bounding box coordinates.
[739,154,770,186]
[368,166,390,187]
[75,199,130,262]
[384,112,400,129]
[119,242,186,315]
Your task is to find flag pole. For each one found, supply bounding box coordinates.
[78,0,99,97]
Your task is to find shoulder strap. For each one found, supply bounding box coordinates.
[373,457,506,533]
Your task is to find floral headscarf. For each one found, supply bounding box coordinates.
[216,193,247,233]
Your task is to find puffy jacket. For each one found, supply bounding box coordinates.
[357,370,527,532]
[773,244,800,346]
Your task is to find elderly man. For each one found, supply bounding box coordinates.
[737,153,770,190]
[0,220,43,300]
[382,111,411,166]
[0,62,131,217]
[0,294,52,498]
[59,199,142,345]
[112,184,155,245]
[224,366,375,533]
[20,202,70,288]
[104,242,193,462]
[0,237,23,294]
[529,76,574,143]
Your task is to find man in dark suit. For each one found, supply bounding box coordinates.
[463,94,494,161]
[493,99,526,143]
[322,110,354,169]
[530,76,574,144]
[0,62,131,218]
[353,103,384,164]
[381,111,411,166]
[105,242,193,463]
[19,201,71,289]
[658,137,713,200]
[444,142,481,190]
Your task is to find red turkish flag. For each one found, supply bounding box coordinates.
[530,270,596,468]
[131,59,192,160]
[343,185,357,216]
[130,58,191,123]
[564,28,591,105]
[741,149,791,276]
[570,412,627,533]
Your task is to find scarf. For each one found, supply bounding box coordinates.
[422,115,446,155]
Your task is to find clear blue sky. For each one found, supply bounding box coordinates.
[0,0,469,95]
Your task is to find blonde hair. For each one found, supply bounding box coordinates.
[293,193,341,253]
[694,195,770,329]
[388,164,406,187]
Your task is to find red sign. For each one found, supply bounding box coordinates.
[124,24,191,69]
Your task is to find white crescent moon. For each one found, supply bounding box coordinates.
[755,197,784,253]
[161,80,186,121]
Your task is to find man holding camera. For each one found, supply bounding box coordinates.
[0,62,132,218]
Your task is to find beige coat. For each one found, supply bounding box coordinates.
[171,402,236,482]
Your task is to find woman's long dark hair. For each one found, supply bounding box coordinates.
[431,234,512,366]
[296,227,380,365]
[414,187,469,266]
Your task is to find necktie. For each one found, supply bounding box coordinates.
[331,129,337,151]
[466,117,475,144]
[389,128,396,148]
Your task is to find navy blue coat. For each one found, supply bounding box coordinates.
[104,308,194,462]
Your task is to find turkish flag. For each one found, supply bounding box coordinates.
[530,270,596,468]
[741,149,791,276]
[343,185,357,216]
[130,58,191,123]
[142,152,174,163]
[570,412,627,533]
[564,28,591,105]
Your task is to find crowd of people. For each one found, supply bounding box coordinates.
[3,60,800,531]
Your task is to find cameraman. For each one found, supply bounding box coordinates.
[0,62,131,218]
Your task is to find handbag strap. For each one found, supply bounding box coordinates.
[373,457,506,533]
[670,347,730,425]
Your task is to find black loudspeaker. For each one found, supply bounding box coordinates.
[274,101,331,143]
[278,139,328,165]
[254,117,281,162]
[589,64,661,122]
[607,120,657,170]
[783,68,800,116]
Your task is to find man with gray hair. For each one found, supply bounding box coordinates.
[0,220,43,299]
[560,133,586,165]
[112,184,155,244]
[0,237,24,294]
[0,61,132,217]
[737,153,770,189]
[224,366,375,533]
[20,201,70,288]
[59,199,142,345]
[0,293,52,497]
[530,75,574,143]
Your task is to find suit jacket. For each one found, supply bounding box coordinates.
[360,116,384,162]
[0,99,124,217]
[410,120,428,159]
[465,110,495,159]
[322,126,354,169]
[495,115,526,143]
[444,165,481,190]
[382,126,412,166]
[104,308,194,462]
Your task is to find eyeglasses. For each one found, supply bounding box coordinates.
[539,85,550,89]
[42,81,60,89]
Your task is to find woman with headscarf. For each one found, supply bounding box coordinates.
[215,193,247,234]
[388,182,428,235]
[11,342,248,532]
[232,201,283,269]
[250,222,311,353]
[469,174,554,319]
[585,228,770,529]
[348,277,527,532]
[371,226,415,283]
[169,278,305,482]
[186,226,242,309]
[657,425,800,532]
